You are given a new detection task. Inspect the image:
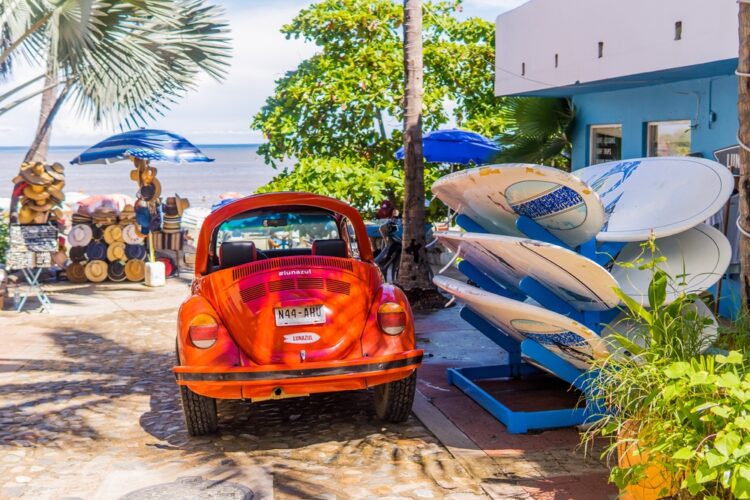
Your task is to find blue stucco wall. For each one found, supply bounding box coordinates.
[570,75,738,169]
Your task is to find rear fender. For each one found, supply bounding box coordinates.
[360,284,416,358]
[177,295,241,370]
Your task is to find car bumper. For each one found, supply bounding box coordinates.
[173,349,423,400]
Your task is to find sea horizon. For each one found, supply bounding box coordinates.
[0,144,286,209]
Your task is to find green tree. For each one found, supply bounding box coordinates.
[0,0,231,162]
[494,97,575,170]
[251,0,503,170]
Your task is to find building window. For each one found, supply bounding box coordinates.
[647,120,691,156]
[590,125,622,165]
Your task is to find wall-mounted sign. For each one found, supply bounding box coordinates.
[714,145,740,175]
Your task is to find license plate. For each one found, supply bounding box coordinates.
[274,305,325,326]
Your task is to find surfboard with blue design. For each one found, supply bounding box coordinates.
[573,157,734,242]
[433,275,609,370]
[431,164,605,247]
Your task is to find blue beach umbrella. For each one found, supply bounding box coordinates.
[70,129,213,165]
[395,128,500,165]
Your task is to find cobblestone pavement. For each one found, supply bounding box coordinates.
[0,285,487,499]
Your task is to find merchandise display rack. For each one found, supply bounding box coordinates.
[445,214,624,433]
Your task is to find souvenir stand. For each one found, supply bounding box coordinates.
[6,162,68,311]
[69,129,210,284]
[445,213,624,434]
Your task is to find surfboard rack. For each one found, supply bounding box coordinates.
[446,214,621,433]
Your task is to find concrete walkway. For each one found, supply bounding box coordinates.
[1,278,615,498]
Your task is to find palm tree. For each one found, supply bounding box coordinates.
[396,0,440,304]
[0,0,231,161]
[494,97,575,170]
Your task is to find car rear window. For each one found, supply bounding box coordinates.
[216,209,340,251]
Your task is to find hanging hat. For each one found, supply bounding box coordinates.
[19,162,53,186]
[140,166,158,185]
[107,241,126,262]
[84,260,108,282]
[86,241,107,261]
[164,198,179,217]
[175,194,190,216]
[47,185,64,203]
[108,261,127,282]
[125,243,147,260]
[66,262,88,283]
[72,212,92,224]
[103,225,123,245]
[129,169,140,183]
[17,206,36,224]
[44,162,65,182]
[24,197,53,212]
[125,259,146,281]
[138,178,162,201]
[68,224,93,247]
[91,225,104,241]
[23,185,51,202]
[69,245,88,262]
[122,224,144,245]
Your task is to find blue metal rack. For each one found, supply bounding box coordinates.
[446,214,623,433]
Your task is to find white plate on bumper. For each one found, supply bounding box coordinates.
[275,305,325,326]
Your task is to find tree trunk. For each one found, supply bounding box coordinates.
[24,49,58,163]
[396,0,436,299]
[739,3,750,310]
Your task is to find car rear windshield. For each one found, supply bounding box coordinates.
[216,209,340,251]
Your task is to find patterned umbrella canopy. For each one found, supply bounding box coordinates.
[70,129,213,165]
[395,128,500,165]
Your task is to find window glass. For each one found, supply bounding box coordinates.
[647,120,691,157]
[216,209,339,251]
[344,219,361,259]
[590,125,622,165]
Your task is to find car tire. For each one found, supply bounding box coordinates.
[373,370,417,423]
[176,341,218,436]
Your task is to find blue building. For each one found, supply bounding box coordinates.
[494,0,739,169]
[494,0,741,315]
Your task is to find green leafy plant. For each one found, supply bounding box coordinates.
[256,157,403,218]
[582,237,750,498]
[0,212,8,265]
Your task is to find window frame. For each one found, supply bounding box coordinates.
[589,123,623,165]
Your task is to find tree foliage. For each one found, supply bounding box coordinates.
[494,97,575,170]
[256,157,403,218]
[251,0,503,169]
[0,0,232,127]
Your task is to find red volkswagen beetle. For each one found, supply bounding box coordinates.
[174,193,423,435]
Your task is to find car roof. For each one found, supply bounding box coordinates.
[194,192,374,276]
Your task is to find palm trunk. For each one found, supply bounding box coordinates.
[396,0,435,295]
[739,4,750,310]
[24,50,58,163]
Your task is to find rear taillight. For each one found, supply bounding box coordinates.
[188,314,219,348]
[377,302,406,335]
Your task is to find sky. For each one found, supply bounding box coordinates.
[0,0,528,147]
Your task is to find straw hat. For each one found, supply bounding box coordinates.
[107,241,126,262]
[24,197,53,212]
[17,205,36,224]
[103,225,123,244]
[125,259,145,281]
[72,212,92,225]
[129,169,140,182]
[175,194,190,216]
[69,245,88,262]
[122,224,144,245]
[68,224,93,247]
[108,261,127,282]
[66,262,88,283]
[23,185,51,201]
[86,241,107,261]
[138,178,162,201]
[125,243,147,260]
[47,184,65,203]
[140,166,158,185]
[44,162,65,182]
[85,260,108,282]
[20,162,53,186]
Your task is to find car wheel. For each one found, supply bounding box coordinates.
[176,341,218,436]
[373,370,417,423]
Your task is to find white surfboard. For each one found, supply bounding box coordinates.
[434,275,609,370]
[612,223,731,304]
[601,299,718,360]
[431,164,605,248]
[435,231,620,311]
[573,157,734,242]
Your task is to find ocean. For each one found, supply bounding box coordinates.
[0,144,286,209]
